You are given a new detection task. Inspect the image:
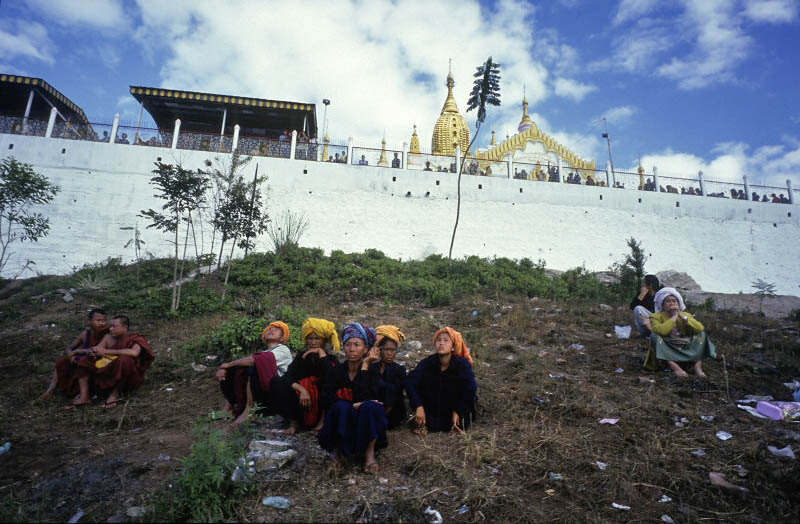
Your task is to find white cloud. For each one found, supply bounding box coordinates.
[596,105,638,126]
[634,138,800,190]
[743,0,798,23]
[613,0,660,25]
[129,0,571,151]
[0,19,55,66]
[553,77,597,101]
[24,0,131,30]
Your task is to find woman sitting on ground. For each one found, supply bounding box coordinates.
[317,323,387,473]
[644,288,716,378]
[281,318,341,435]
[216,321,293,426]
[405,327,477,435]
[370,325,408,429]
[630,274,662,337]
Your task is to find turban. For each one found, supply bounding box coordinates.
[433,326,473,366]
[375,325,405,348]
[341,323,376,348]
[301,318,340,353]
[654,287,686,313]
[262,321,290,344]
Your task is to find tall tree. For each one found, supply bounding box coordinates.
[448,57,501,260]
[139,162,209,311]
[0,157,59,278]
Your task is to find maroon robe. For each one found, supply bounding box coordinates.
[54,328,108,396]
[93,333,154,393]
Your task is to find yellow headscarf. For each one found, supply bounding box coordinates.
[301,318,340,353]
[262,321,290,344]
[375,325,405,347]
[433,326,473,366]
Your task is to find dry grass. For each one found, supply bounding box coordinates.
[0,286,798,522]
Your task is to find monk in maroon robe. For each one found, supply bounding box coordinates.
[91,315,154,408]
[40,308,108,408]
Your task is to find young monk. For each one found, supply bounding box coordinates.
[317,323,387,474]
[370,325,408,429]
[40,308,109,408]
[405,327,477,435]
[90,315,155,408]
[644,287,716,378]
[216,321,293,426]
[280,318,340,435]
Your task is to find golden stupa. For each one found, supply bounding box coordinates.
[409,124,421,154]
[431,69,470,155]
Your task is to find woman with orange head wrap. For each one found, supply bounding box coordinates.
[405,326,477,435]
[216,320,293,427]
[370,325,408,429]
[278,318,341,435]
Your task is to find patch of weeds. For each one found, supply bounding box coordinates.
[150,415,252,522]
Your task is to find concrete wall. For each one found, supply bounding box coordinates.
[1,133,798,296]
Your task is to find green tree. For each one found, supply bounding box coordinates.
[611,237,647,299]
[752,278,777,314]
[139,162,209,311]
[0,157,59,277]
[203,152,252,269]
[449,57,501,260]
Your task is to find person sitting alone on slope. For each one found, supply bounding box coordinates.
[644,288,716,378]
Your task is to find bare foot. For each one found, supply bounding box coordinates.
[668,361,689,377]
[64,400,91,411]
[413,426,427,436]
[673,369,689,378]
[222,401,232,412]
[693,363,707,379]
[38,389,54,401]
[363,461,379,474]
[311,420,324,433]
[231,413,248,427]
[283,421,298,435]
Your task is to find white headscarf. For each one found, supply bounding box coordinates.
[654,287,686,312]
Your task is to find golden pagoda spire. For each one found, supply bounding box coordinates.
[518,85,533,133]
[322,133,330,161]
[377,134,388,166]
[409,124,420,154]
[431,63,470,155]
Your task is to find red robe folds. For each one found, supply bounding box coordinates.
[94,333,154,393]
[54,328,108,396]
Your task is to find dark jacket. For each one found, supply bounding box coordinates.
[320,362,380,411]
[405,354,477,431]
[369,361,407,428]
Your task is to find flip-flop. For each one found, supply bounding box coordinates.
[363,462,379,474]
[64,401,91,411]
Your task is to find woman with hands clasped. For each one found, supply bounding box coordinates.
[317,323,387,474]
[644,287,716,378]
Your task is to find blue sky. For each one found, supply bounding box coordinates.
[2,0,799,186]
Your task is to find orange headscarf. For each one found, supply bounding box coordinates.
[262,321,290,344]
[375,325,405,347]
[433,326,473,366]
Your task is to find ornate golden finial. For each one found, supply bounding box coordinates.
[518,86,533,133]
[321,133,330,161]
[410,124,420,154]
[490,128,496,146]
[431,66,470,155]
[377,135,388,166]
[638,164,645,190]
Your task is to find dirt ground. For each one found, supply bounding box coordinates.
[1,283,799,523]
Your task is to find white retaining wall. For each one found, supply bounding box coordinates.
[1,134,798,296]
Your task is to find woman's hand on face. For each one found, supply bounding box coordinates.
[365,347,380,364]
[638,285,649,300]
[414,406,426,427]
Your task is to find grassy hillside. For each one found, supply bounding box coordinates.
[0,250,798,522]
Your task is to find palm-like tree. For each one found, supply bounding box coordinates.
[449,57,501,260]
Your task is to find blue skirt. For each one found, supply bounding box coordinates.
[318,400,388,456]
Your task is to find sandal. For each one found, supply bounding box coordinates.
[363,462,379,474]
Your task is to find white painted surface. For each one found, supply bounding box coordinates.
[1,133,798,296]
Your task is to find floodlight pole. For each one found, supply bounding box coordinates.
[602,118,616,182]
[322,99,330,137]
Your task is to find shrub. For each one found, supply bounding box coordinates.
[151,416,252,522]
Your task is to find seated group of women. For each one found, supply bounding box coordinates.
[630,275,717,377]
[216,319,477,473]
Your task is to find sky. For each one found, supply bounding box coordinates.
[2,0,799,187]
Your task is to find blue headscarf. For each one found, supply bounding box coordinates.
[341,323,376,347]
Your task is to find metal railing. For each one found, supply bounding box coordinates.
[350,146,402,168]
[407,151,456,173]
[0,115,48,137]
